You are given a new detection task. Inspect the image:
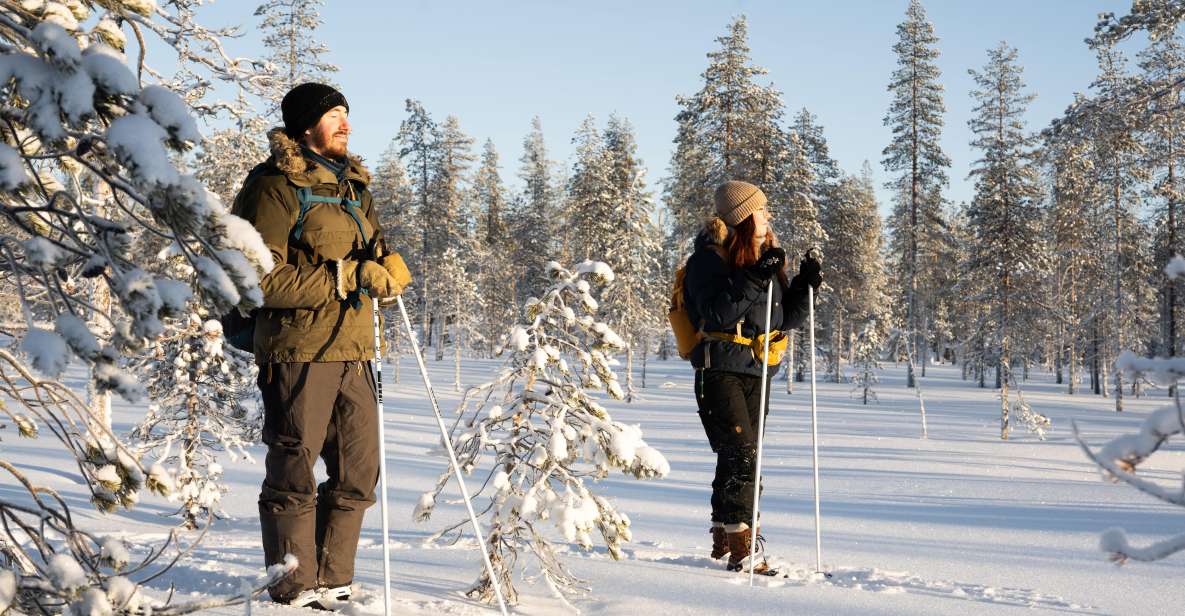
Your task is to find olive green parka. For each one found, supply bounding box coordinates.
[232,128,388,364]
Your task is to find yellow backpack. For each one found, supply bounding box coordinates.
[668,266,702,360]
[668,260,788,366]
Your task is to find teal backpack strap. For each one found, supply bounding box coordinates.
[340,197,371,309]
[293,186,353,240]
[340,197,368,245]
[288,185,373,309]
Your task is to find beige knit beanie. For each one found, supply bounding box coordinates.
[714,180,767,227]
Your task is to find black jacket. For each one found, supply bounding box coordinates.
[683,225,812,378]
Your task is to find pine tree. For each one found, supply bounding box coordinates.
[820,170,888,383]
[966,42,1046,439]
[882,0,951,387]
[371,138,417,379]
[129,314,258,528]
[602,116,665,399]
[473,139,519,356]
[1090,44,1154,411]
[514,117,560,303]
[398,99,439,345]
[254,0,338,109]
[428,116,477,364]
[414,262,669,605]
[666,16,789,248]
[0,2,290,610]
[1139,32,1185,375]
[1044,132,1099,394]
[566,115,616,262]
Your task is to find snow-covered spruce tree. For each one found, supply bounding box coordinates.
[1138,31,1185,372]
[1042,133,1100,395]
[665,15,789,248]
[370,136,418,379]
[601,115,665,398]
[398,99,439,346]
[1089,43,1156,410]
[882,0,951,387]
[415,261,670,605]
[821,171,888,383]
[473,138,520,357]
[851,317,887,405]
[566,115,614,264]
[254,0,337,110]
[0,0,292,611]
[436,243,483,391]
[776,130,826,265]
[128,312,258,529]
[425,115,477,366]
[966,42,1047,439]
[513,117,561,304]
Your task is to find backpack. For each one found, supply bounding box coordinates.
[667,265,703,360]
[667,247,788,366]
[219,172,367,354]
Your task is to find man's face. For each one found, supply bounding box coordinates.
[305,105,350,158]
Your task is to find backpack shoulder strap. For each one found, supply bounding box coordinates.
[292,186,359,240]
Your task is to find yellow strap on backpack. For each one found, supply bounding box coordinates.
[705,330,788,367]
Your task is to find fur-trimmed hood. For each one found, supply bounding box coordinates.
[266,127,371,187]
[691,215,780,256]
[693,216,730,253]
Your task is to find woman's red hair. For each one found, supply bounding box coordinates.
[725,217,789,286]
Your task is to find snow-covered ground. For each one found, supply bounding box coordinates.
[15,358,1185,615]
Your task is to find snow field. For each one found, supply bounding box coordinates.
[14,358,1184,615]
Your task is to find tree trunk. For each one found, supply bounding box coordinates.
[640,334,649,390]
[999,358,1010,440]
[625,343,635,403]
[1068,335,1077,395]
[832,312,843,383]
[454,324,462,392]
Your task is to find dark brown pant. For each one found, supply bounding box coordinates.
[694,369,770,525]
[258,361,379,601]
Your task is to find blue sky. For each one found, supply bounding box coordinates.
[194,0,1139,213]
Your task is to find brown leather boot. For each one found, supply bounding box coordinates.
[710,527,729,560]
[726,527,773,575]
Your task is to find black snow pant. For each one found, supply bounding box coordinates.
[694,368,770,525]
[257,361,380,602]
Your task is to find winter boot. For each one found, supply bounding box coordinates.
[710,526,729,560]
[319,585,350,603]
[280,588,331,611]
[725,526,777,576]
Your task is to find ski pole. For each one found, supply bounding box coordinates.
[395,296,510,615]
[367,245,393,615]
[749,279,774,587]
[805,248,824,573]
[808,284,823,574]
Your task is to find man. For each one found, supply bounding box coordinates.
[232,82,411,608]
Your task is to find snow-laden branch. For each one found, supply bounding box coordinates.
[415,262,669,606]
[1075,352,1185,564]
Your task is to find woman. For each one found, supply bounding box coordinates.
[682,180,822,574]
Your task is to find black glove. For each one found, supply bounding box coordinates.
[794,253,823,290]
[747,247,786,283]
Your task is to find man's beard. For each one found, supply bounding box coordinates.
[312,132,349,158]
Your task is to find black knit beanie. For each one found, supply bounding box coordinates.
[282,83,349,139]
